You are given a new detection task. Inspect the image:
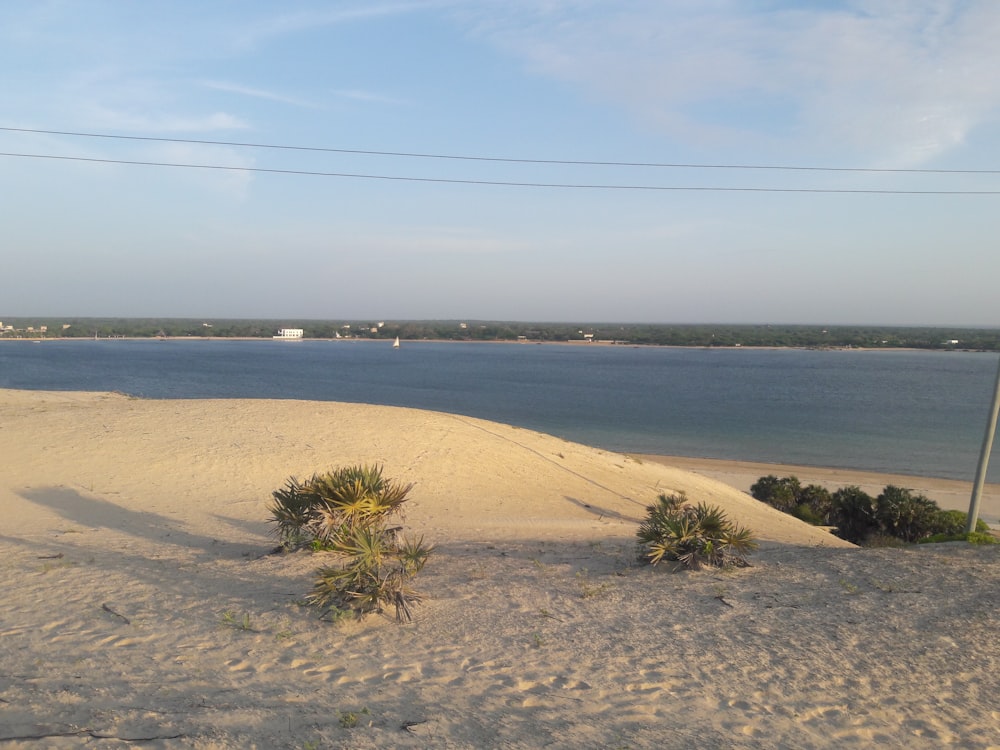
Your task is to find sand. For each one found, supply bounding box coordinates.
[0,388,998,749]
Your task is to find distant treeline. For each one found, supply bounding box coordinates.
[2,318,999,350]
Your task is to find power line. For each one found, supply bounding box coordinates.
[3,151,1000,193]
[2,125,998,175]
[3,151,1000,194]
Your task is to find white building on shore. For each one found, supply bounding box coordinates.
[273,328,304,340]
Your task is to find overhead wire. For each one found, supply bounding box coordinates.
[1,126,998,194]
[2,125,997,174]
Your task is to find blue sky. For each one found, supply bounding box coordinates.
[3,1,1000,325]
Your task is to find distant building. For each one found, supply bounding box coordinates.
[274,328,304,339]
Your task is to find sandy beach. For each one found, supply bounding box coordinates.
[1,388,998,748]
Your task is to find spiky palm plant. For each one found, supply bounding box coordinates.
[397,534,434,575]
[268,477,320,548]
[307,525,433,622]
[267,464,414,549]
[311,479,411,540]
[637,493,757,570]
[269,464,431,623]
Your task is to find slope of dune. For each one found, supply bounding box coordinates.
[0,388,850,549]
[3,389,998,749]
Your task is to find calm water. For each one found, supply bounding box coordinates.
[2,339,998,482]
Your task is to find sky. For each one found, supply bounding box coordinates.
[2,0,1000,326]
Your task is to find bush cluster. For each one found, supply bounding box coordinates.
[268,464,433,622]
[750,475,990,545]
[636,492,758,570]
[748,476,832,525]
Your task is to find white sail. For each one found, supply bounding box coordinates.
[393,336,400,349]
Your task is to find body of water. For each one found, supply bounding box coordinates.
[2,338,998,482]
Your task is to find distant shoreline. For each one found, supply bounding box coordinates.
[3,319,997,351]
[0,336,979,353]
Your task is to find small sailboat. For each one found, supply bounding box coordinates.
[393,336,400,349]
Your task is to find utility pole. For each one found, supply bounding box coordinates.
[966,354,1000,534]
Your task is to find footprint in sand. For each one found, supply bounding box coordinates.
[95,634,153,648]
[224,658,255,673]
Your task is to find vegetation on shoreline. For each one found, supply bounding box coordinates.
[3,317,1000,350]
[750,474,995,545]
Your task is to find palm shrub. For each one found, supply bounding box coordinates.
[268,464,414,549]
[828,484,985,545]
[829,486,879,544]
[749,475,801,514]
[794,484,833,525]
[637,492,758,570]
[750,475,832,525]
[309,526,433,622]
[269,477,321,548]
[268,464,433,622]
[874,486,940,543]
[752,475,994,545]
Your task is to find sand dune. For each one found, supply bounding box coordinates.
[1,389,997,749]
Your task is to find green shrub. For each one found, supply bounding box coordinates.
[929,509,967,537]
[749,475,801,514]
[829,486,879,544]
[874,486,939,543]
[753,474,993,546]
[637,492,758,570]
[828,484,985,545]
[750,475,831,525]
[967,531,998,545]
[920,531,999,545]
[930,509,990,536]
[797,484,833,523]
[268,465,432,622]
[790,502,826,526]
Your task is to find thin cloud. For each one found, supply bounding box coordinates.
[330,88,409,106]
[202,80,320,109]
[88,107,250,134]
[234,2,447,49]
[55,67,251,134]
[460,0,1000,166]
